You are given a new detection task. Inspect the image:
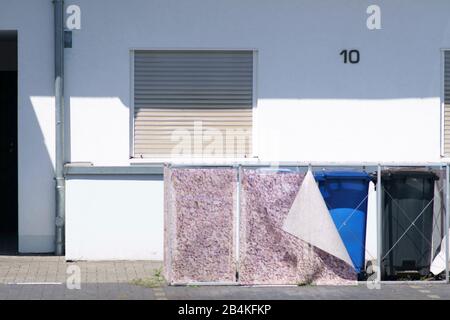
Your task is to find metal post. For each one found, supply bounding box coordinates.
[54,0,65,255]
[376,164,382,283]
[446,164,450,283]
[236,165,241,282]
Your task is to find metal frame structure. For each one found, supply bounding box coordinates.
[375,164,448,284]
[446,164,450,283]
[159,161,450,284]
[377,164,382,283]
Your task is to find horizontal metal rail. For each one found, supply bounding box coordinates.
[65,161,448,176]
[64,165,164,175]
[168,161,448,167]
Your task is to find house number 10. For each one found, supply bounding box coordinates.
[340,50,360,64]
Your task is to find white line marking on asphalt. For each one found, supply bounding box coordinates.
[419,290,430,293]
[7,282,63,285]
[427,294,441,299]
[152,287,168,300]
[409,285,421,289]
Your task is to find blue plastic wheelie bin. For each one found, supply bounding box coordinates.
[314,171,372,274]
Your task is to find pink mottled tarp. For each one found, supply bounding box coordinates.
[164,167,237,284]
[239,169,357,285]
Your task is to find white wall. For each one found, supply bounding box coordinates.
[62,0,450,260]
[65,0,450,164]
[65,176,164,260]
[0,0,55,253]
[4,0,450,254]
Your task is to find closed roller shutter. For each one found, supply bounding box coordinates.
[133,50,253,158]
[444,51,450,156]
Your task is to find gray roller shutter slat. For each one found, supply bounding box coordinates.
[444,51,450,155]
[134,51,253,158]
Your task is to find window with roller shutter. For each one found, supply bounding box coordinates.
[132,50,254,159]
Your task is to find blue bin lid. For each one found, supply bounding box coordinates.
[314,171,371,181]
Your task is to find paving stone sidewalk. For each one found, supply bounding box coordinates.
[0,255,162,284]
[0,255,449,300]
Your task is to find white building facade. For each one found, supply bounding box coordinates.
[1,0,450,259]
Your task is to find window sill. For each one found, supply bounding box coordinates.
[129,157,259,166]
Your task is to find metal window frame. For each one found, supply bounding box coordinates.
[129,50,135,158]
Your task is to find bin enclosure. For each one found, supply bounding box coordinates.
[163,166,448,284]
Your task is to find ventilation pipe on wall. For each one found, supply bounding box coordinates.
[54,0,65,255]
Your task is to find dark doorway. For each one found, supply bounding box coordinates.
[0,31,18,254]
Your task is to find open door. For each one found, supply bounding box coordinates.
[0,31,18,254]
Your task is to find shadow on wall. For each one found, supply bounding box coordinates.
[28,0,450,165]
[63,0,450,100]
